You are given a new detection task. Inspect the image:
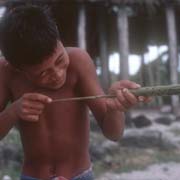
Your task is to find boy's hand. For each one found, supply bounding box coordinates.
[12,93,52,122]
[106,80,151,112]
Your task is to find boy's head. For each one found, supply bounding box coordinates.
[0,5,60,68]
[0,5,70,90]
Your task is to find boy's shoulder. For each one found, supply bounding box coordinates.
[0,58,14,72]
[65,47,96,82]
[65,47,93,68]
[0,58,8,67]
[66,47,90,59]
[0,59,10,74]
[0,59,13,87]
[0,58,16,81]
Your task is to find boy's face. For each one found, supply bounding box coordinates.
[22,41,69,90]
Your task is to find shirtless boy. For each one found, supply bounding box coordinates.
[0,5,150,180]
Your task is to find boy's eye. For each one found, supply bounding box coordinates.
[40,71,47,77]
[56,57,64,65]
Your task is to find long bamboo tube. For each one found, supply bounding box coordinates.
[52,84,180,102]
[129,84,180,96]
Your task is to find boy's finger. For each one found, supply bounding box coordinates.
[144,97,153,103]
[119,80,141,89]
[114,99,127,111]
[25,115,39,122]
[25,93,52,103]
[116,90,127,106]
[138,96,152,102]
[22,101,45,110]
[138,96,145,102]
[123,88,138,105]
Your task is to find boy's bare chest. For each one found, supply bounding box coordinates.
[11,74,88,129]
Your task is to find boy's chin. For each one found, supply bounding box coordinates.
[39,79,66,90]
[48,84,64,90]
[46,82,65,90]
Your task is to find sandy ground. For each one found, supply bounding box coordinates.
[97,108,180,180]
[97,162,180,180]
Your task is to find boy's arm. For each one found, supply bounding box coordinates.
[75,49,124,140]
[0,61,52,140]
[75,49,144,141]
[0,94,52,140]
[0,60,17,140]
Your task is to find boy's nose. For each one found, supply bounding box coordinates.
[51,69,63,80]
[55,67,64,76]
[56,69,64,78]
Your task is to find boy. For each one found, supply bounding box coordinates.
[0,5,150,180]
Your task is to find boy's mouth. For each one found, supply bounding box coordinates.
[48,74,66,89]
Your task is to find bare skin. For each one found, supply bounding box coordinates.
[0,41,150,179]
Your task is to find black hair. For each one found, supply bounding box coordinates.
[0,5,60,68]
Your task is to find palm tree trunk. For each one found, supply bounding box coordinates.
[78,3,86,50]
[98,9,110,92]
[117,6,132,126]
[117,6,129,80]
[156,47,163,106]
[147,55,154,86]
[140,54,146,86]
[165,4,179,114]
